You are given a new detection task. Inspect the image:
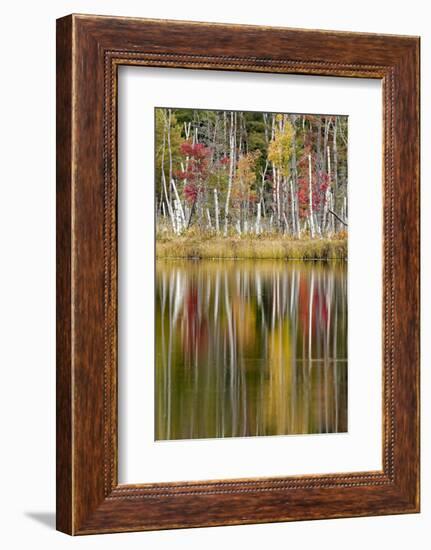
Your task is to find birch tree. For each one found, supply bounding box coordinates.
[224,112,236,236]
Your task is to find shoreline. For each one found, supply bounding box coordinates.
[156,236,347,260]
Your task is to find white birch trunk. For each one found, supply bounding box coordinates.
[333,119,339,231]
[283,212,289,235]
[308,154,316,238]
[206,208,212,229]
[224,112,235,236]
[276,169,281,226]
[256,202,261,234]
[167,109,173,185]
[184,122,191,140]
[290,179,297,237]
[170,179,186,230]
[323,145,332,235]
[214,188,220,233]
[161,114,175,231]
[174,200,183,234]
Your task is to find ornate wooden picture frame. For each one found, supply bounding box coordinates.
[56,14,420,535]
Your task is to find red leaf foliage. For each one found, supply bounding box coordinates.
[296,153,330,218]
[176,141,212,203]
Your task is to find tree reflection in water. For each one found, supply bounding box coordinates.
[155,260,347,440]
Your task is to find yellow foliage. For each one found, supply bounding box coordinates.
[268,120,294,177]
[233,150,261,200]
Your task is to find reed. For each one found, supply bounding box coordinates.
[156,234,347,260]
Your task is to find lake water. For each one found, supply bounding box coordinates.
[155,259,347,441]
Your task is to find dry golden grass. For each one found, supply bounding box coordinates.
[156,234,347,260]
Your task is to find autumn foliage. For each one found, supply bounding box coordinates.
[156,108,348,239]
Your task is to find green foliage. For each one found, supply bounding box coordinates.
[155,108,183,192]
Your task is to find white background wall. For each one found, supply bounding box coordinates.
[0,1,427,548]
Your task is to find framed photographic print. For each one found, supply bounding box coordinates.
[56,14,420,534]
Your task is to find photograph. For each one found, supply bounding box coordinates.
[154,107,348,440]
[0,0,423,543]
[49,11,420,537]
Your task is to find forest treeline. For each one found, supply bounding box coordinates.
[155,108,348,242]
